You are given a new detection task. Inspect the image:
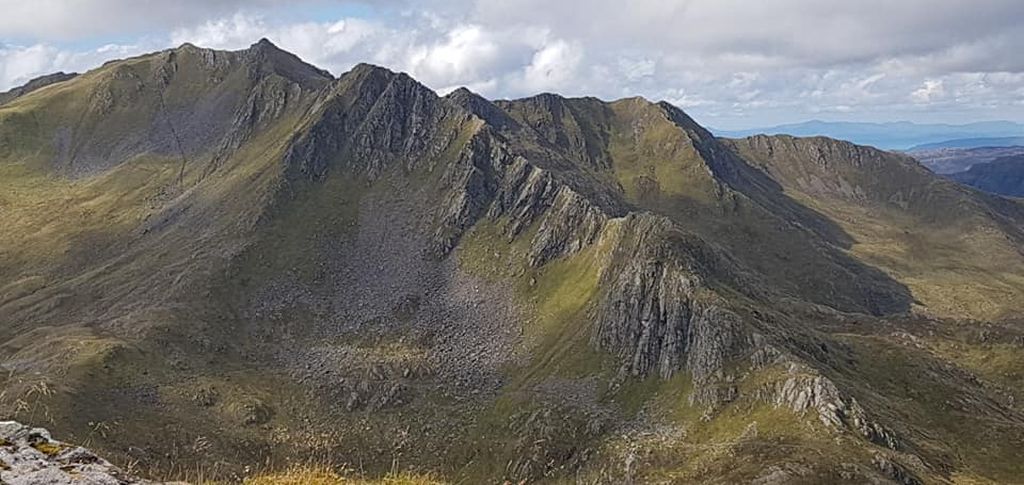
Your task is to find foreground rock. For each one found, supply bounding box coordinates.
[0,421,154,485]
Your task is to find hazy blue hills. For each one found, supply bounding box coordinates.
[949,155,1024,197]
[910,146,1024,174]
[909,136,1024,150]
[714,120,1024,150]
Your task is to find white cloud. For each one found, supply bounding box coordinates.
[912,80,946,103]
[0,42,146,90]
[663,88,715,108]
[0,45,57,87]
[618,57,656,82]
[0,0,367,40]
[517,40,583,93]
[3,0,1024,126]
[404,25,503,91]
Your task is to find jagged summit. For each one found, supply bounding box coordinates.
[445,86,520,130]
[348,61,397,74]
[251,37,277,49]
[1,42,1023,484]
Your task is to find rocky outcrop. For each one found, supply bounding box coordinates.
[445,88,520,131]
[873,453,923,485]
[591,216,755,405]
[0,421,156,484]
[525,188,605,266]
[283,63,465,181]
[761,364,900,450]
[430,129,524,255]
[495,94,614,169]
[430,124,608,264]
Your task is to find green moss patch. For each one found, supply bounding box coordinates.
[31,441,67,456]
[838,334,1024,482]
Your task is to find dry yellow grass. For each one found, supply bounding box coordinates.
[243,465,444,485]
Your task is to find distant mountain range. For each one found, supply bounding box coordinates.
[714,120,1024,150]
[949,155,1024,197]
[907,146,1024,197]
[909,146,1024,174]
[909,136,1024,150]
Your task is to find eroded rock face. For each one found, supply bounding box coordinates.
[873,453,923,485]
[591,216,755,406]
[0,421,155,485]
[430,124,610,266]
[762,365,901,451]
[283,63,464,181]
[425,120,758,405]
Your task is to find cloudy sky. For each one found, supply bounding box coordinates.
[1,0,1022,128]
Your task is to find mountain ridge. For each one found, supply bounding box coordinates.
[1,42,1023,484]
[0,71,78,107]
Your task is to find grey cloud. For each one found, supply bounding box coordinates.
[466,0,1024,71]
[1,0,1023,127]
[0,0,390,40]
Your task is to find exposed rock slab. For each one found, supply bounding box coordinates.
[0,421,159,485]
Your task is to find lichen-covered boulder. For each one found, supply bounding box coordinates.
[0,421,154,485]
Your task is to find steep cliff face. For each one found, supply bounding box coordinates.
[592,215,747,381]
[432,128,610,263]
[284,64,466,181]
[495,94,614,170]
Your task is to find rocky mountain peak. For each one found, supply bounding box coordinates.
[250,37,277,50]
[656,100,716,139]
[280,61,464,180]
[346,62,400,80]
[242,39,333,89]
[334,63,430,104]
[445,87,520,130]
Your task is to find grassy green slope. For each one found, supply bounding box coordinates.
[487,94,1024,483]
[495,95,912,316]
[727,135,1024,321]
[0,41,342,479]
